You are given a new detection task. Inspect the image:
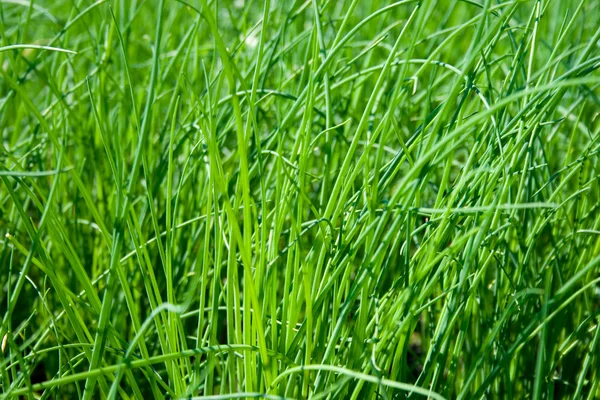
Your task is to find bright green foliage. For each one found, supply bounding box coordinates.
[1,0,600,398]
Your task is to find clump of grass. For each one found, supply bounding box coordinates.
[1,0,600,398]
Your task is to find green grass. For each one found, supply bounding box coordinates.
[1,0,600,398]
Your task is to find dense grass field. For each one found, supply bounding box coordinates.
[1,0,600,398]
